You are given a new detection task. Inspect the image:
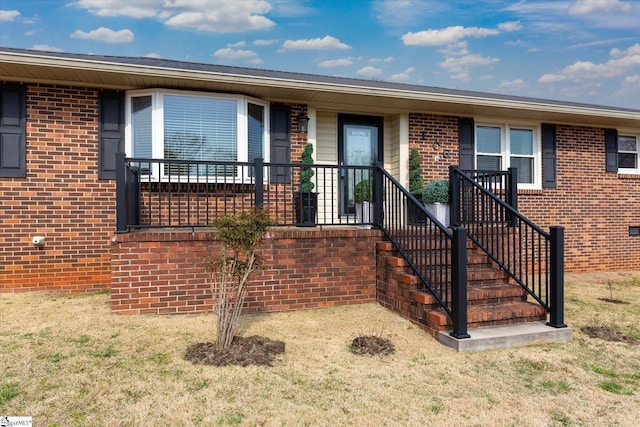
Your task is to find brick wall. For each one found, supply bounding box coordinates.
[0,84,114,292]
[517,125,640,271]
[408,116,640,272]
[409,113,459,181]
[110,228,382,314]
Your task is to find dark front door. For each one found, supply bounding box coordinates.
[338,114,383,215]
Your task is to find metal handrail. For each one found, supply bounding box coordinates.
[450,166,566,327]
[376,166,469,337]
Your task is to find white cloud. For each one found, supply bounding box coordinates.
[497,21,523,32]
[318,58,354,67]
[228,41,247,48]
[389,67,415,81]
[71,0,166,18]
[368,56,394,63]
[625,75,640,84]
[145,52,162,59]
[282,36,350,50]
[254,39,278,46]
[539,43,640,82]
[72,0,275,33]
[439,54,499,80]
[31,44,63,52]
[402,26,499,46]
[0,9,20,21]
[213,47,262,64]
[70,27,134,43]
[568,0,631,15]
[356,66,383,77]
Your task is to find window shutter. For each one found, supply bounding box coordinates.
[269,104,291,183]
[541,123,557,188]
[458,117,474,170]
[98,91,124,179]
[0,84,26,178]
[605,128,618,173]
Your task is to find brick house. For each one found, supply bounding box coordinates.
[1,47,638,341]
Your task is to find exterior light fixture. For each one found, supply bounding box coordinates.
[298,113,310,134]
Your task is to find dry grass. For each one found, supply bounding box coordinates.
[1,272,640,426]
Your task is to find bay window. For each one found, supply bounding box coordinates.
[126,90,268,180]
[476,122,540,188]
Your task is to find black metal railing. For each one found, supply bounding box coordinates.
[450,166,566,328]
[115,154,378,231]
[376,166,469,338]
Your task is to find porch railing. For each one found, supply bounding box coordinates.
[376,166,469,338]
[450,166,566,328]
[115,154,377,231]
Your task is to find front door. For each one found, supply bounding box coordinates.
[338,114,383,215]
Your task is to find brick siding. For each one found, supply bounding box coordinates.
[110,228,381,314]
[2,84,638,300]
[0,84,113,292]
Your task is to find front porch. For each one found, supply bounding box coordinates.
[113,155,570,348]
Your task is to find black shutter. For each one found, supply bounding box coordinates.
[270,104,291,183]
[98,91,124,179]
[541,123,557,188]
[458,117,474,170]
[0,84,26,178]
[605,128,618,173]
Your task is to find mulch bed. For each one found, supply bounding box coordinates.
[350,335,395,356]
[185,335,285,366]
[582,326,639,345]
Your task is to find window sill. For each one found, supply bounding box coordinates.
[617,172,640,180]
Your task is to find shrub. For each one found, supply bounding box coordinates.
[422,179,449,204]
[354,178,373,203]
[408,148,424,196]
[300,143,315,193]
[209,209,274,350]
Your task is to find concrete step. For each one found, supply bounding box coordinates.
[438,321,573,352]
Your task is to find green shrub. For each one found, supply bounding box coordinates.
[354,178,373,203]
[408,148,424,196]
[422,179,449,204]
[299,143,315,193]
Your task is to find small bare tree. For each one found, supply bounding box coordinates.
[208,209,273,350]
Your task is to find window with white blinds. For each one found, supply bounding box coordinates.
[126,90,268,180]
[475,122,540,189]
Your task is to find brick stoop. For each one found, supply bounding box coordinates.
[376,241,548,339]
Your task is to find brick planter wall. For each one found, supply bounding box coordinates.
[111,228,384,314]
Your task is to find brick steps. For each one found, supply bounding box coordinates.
[376,240,549,338]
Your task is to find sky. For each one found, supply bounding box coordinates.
[1,0,639,109]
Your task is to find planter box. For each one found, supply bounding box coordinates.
[356,202,372,229]
[294,192,318,227]
[426,202,450,227]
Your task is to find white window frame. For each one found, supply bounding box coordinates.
[124,89,269,182]
[475,119,542,190]
[617,130,640,174]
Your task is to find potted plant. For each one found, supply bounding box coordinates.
[422,179,450,227]
[354,178,373,228]
[294,143,317,226]
[408,148,425,225]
